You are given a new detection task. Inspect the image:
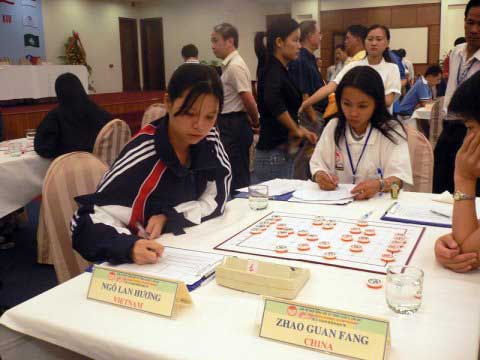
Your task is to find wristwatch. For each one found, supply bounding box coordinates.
[453,191,475,201]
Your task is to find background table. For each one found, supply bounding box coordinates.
[0,139,51,218]
[1,193,479,360]
[0,65,88,101]
[411,107,433,138]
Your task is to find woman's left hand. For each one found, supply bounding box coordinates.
[351,180,381,200]
[145,214,168,239]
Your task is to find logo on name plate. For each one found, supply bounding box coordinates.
[287,305,297,316]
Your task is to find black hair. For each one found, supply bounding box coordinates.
[449,71,480,122]
[335,44,346,51]
[167,64,224,116]
[366,24,393,63]
[213,23,239,48]
[465,0,480,17]
[454,36,467,46]
[334,66,406,146]
[181,44,198,59]
[254,17,299,74]
[346,24,368,41]
[425,65,442,77]
[396,48,406,58]
[299,20,317,42]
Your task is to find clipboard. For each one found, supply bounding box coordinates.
[380,202,452,228]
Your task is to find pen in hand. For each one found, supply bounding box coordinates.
[136,221,151,240]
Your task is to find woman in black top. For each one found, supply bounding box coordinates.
[253,18,317,182]
[34,73,112,158]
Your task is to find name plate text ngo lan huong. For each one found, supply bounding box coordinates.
[87,265,192,317]
[259,297,390,360]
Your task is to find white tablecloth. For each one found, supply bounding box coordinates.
[1,193,479,360]
[411,107,432,120]
[0,65,88,101]
[0,140,51,218]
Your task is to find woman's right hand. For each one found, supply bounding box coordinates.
[314,171,339,190]
[131,239,164,265]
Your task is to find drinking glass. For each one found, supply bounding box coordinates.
[248,185,269,210]
[386,265,424,314]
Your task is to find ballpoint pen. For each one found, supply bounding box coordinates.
[136,221,151,240]
[360,210,374,220]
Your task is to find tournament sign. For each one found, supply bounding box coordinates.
[259,298,390,360]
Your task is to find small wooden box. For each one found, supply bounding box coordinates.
[215,257,310,300]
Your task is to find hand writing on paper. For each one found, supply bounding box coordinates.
[145,214,168,240]
[434,233,479,273]
[131,240,164,265]
[351,180,381,200]
[314,171,339,190]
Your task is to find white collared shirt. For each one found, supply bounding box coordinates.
[333,58,401,114]
[444,43,480,113]
[310,118,413,185]
[220,50,252,114]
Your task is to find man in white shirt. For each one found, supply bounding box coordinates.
[181,44,200,64]
[434,0,480,195]
[211,23,258,193]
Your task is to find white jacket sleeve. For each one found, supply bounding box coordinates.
[310,119,338,177]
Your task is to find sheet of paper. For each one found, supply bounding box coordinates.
[101,247,224,286]
[292,181,355,201]
[429,199,480,218]
[288,197,353,205]
[236,179,307,196]
[385,202,451,226]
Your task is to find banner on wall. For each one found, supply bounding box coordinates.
[24,33,39,47]
[22,14,36,27]
[2,14,12,23]
[21,0,36,7]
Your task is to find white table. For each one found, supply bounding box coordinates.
[1,193,479,360]
[411,107,432,120]
[0,139,51,218]
[0,65,88,101]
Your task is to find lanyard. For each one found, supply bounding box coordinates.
[456,56,477,86]
[345,126,373,184]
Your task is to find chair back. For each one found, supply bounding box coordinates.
[93,119,131,166]
[404,125,434,193]
[429,96,445,149]
[42,152,108,283]
[141,103,166,128]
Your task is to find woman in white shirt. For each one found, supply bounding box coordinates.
[300,24,401,114]
[310,66,412,200]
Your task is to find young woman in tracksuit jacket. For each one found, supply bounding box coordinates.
[71,64,231,265]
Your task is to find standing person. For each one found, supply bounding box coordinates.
[289,20,328,118]
[433,0,480,194]
[254,18,318,183]
[310,66,412,200]
[181,44,199,64]
[211,23,258,193]
[34,73,112,159]
[327,44,348,81]
[300,25,401,115]
[344,25,367,65]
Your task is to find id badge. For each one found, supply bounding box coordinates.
[335,149,344,171]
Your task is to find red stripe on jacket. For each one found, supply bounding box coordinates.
[128,160,167,231]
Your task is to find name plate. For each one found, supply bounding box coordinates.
[259,298,390,360]
[87,265,192,318]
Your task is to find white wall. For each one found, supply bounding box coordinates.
[319,0,440,11]
[137,0,290,82]
[291,0,318,23]
[441,0,468,58]
[42,0,138,94]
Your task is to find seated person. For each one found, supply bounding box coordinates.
[71,64,231,265]
[309,66,412,200]
[34,73,112,158]
[397,65,443,117]
[435,71,480,272]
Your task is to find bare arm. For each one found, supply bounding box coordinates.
[302,94,318,123]
[301,82,337,111]
[239,91,259,127]
[385,93,396,108]
[452,132,480,253]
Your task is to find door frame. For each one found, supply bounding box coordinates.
[140,17,166,91]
